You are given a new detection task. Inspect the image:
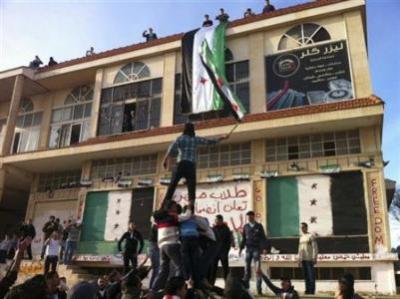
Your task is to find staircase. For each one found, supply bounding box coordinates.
[56,264,97,286]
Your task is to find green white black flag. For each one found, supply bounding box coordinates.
[181,23,246,120]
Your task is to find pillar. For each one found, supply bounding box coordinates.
[249,33,266,114]
[1,75,25,155]
[344,11,373,97]
[160,52,176,127]
[38,93,54,150]
[89,68,104,138]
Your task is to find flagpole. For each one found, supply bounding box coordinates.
[227,123,239,137]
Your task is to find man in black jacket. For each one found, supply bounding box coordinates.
[257,268,299,299]
[20,219,36,259]
[118,222,144,273]
[41,216,58,259]
[239,211,268,295]
[209,214,234,284]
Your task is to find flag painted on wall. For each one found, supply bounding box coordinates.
[80,191,132,242]
[181,23,246,120]
[267,172,367,237]
[267,175,333,237]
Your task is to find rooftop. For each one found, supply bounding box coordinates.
[37,0,347,73]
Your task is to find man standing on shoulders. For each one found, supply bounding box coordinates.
[209,214,234,284]
[298,222,318,295]
[20,219,36,259]
[63,220,82,265]
[118,221,144,273]
[239,211,267,295]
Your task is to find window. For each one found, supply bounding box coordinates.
[196,142,251,169]
[98,78,162,136]
[114,62,150,84]
[266,130,361,161]
[174,60,250,124]
[49,85,93,148]
[278,23,331,50]
[11,99,42,154]
[91,154,158,179]
[38,170,82,192]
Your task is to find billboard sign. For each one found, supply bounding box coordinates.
[266,40,353,110]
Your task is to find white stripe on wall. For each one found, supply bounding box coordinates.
[297,175,333,236]
[104,191,132,241]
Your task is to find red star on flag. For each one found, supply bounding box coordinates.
[200,77,207,84]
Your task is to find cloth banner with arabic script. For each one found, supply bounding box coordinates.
[173,181,252,263]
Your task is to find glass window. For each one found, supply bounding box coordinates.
[266,130,361,161]
[91,154,158,179]
[278,23,331,50]
[49,85,93,148]
[114,62,151,84]
[98,78,162,136]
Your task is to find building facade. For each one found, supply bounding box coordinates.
[0,0,396,294]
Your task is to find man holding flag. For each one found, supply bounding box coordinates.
[162,20,247,204]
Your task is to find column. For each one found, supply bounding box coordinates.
[344,11,373,98]
[1,75,25,155]
[89,68,104,138]
[38,93,54,150]
[249,32,266,114]
[160,52,177,127]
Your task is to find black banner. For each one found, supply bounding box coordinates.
[266,40,353,111]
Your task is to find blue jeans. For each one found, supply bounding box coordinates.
[244,248,262,294]
[302,260,316,294]
[63,240,77,265]
[148,243,160,289]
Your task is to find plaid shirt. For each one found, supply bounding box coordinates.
[167,135,219,163]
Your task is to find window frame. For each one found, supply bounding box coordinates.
[49,86,93,149]
[266,130,361,162]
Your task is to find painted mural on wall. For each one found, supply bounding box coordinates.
[266,40,353,110]
[173,181,252,260]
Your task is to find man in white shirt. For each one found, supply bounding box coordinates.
[44,232,61,274]
[298,222,318,294]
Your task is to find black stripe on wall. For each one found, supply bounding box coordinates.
[330,171,368,235]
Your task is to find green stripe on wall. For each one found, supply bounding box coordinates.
[267,177,300,237]
[80,192,108,242]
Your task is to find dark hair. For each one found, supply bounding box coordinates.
[164,276,186,295]
[50,215,55,219]
[205,14,209,18]
[246,211,255,216]
[216,214,224,221]
[301,222,308,228]
[280,276,291,282]
[339,273,355,299]
[183,123,195,137]
[165,200,177,210]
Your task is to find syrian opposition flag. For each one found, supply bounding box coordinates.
[181,23,246,121]
[266,172,367,237]
[80,191,132,242]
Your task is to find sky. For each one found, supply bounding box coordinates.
[0,0,399,184]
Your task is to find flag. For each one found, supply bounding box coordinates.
[80,191,132,242]
[266,172,367,237]
[181,23,246,120]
